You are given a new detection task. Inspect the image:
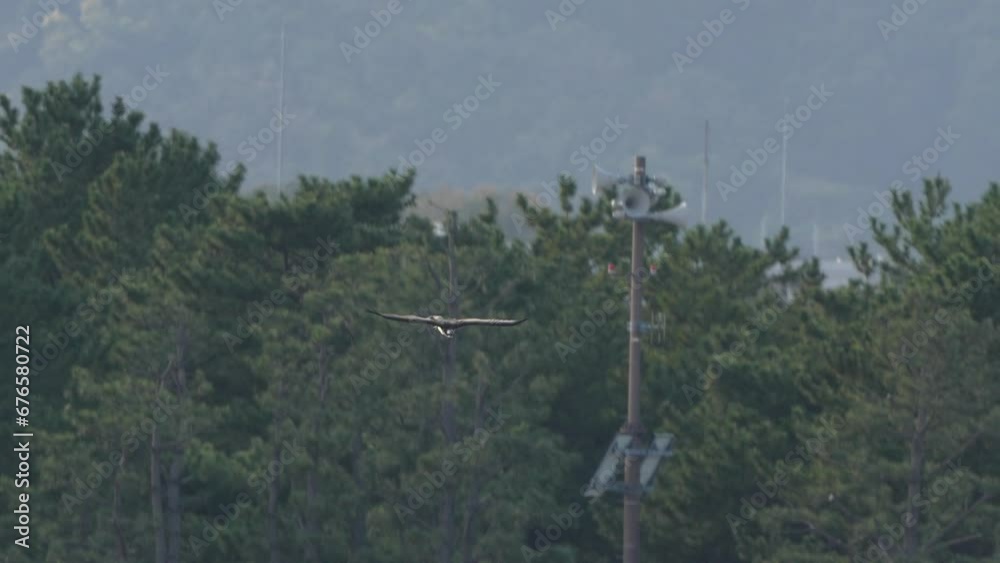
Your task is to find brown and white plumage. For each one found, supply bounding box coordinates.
[366,309,527,338]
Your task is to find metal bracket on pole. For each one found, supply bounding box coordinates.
[584,432,675,498]
[624,446,674,458]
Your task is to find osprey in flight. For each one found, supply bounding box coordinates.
[366,309,527,338]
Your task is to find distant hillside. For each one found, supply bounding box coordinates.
[4,0,996,251]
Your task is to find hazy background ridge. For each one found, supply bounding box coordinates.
[3,0,995,253]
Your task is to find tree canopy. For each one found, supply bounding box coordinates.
[2,74,998,563]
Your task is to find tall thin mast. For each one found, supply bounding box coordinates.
[276,22,286,196]
[780,98,788,226]
[701,119,709,224]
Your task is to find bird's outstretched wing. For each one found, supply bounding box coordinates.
[448,317,528,328]
[366,309,436,325]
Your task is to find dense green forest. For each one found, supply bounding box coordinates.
[1,75,998,562]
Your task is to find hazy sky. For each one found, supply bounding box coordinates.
[3,0,997,255]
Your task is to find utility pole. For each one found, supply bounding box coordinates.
[588,155,683,563]
[622,155,647,563]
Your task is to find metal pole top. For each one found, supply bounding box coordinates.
[634,156,646,188]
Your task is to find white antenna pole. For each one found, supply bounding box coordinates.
[276,22,286,196]
[812,222,819,257]
[760,214,768,248]
[701,119,709,224]
[780,98,788,226]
